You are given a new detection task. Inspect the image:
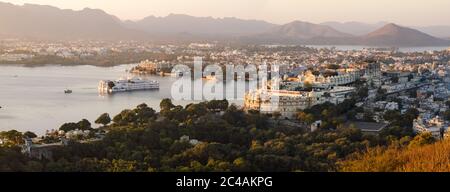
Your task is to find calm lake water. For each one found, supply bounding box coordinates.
[0,64,247,135]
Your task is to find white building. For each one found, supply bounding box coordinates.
[244,86,355,118]
[296,70,361,88]
[131,60,175,74]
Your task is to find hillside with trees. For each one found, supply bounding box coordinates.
[0,98,442,172]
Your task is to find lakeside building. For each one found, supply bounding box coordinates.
[244,86,355,118]
[130,60,175,74]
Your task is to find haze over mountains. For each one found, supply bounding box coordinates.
[124,14,276,36]
[0,2,148,40]
[1,2,449,46]
[320,21,389,36]
[360,23,448,47]
[265,21,353,39]
[415,26,450,39]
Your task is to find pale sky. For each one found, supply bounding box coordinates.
[3,0,450,26]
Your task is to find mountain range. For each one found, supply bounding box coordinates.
[360,23,448,46]
[1,2,449,46]
[321,21,450,39]
[124,14,276,36]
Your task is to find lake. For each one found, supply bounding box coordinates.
[0,64,247,135]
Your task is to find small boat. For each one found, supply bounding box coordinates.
[64,89,73,94]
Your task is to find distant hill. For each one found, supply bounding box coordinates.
[414,25,450,38]
[322,21,450,39]
[0,2,146,40]
[265,21,352,39]
[242,21,355,44]
[321,21,388,36]
[125,14,276,37]
[244,22,450,46]
[360,23,450,47]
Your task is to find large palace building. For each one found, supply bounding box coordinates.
[244,86,356,118]
[244,63,380,118]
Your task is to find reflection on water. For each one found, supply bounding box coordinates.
[0,64,247,135]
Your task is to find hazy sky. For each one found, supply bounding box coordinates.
[3,0,450,26]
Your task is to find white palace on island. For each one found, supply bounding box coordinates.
[98,77,159,94]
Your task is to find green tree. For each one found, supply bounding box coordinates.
[326,64,340,70]
[383,110,401,122]
[113,109,136,125]
[186,103,208,117]
[444,110,450,121]
[273,112,282,120]
[445,100,450,108]
[77,119,92,131]
[297,111,314,124]
[206,100,229,112]
[160,98,175,111]
[304,82,313,91]
[363,111,375,122]
[108,159,138,172]
[134,103,156,124]
[24,161,44,172]
[391,76,399,83]
[95,113,111,126]
[59,122,79,132]
[357,87,369,99]
[232,157,250,171]
[218,100,229,112]
[23,131,37,139]
[0,130,24,146]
